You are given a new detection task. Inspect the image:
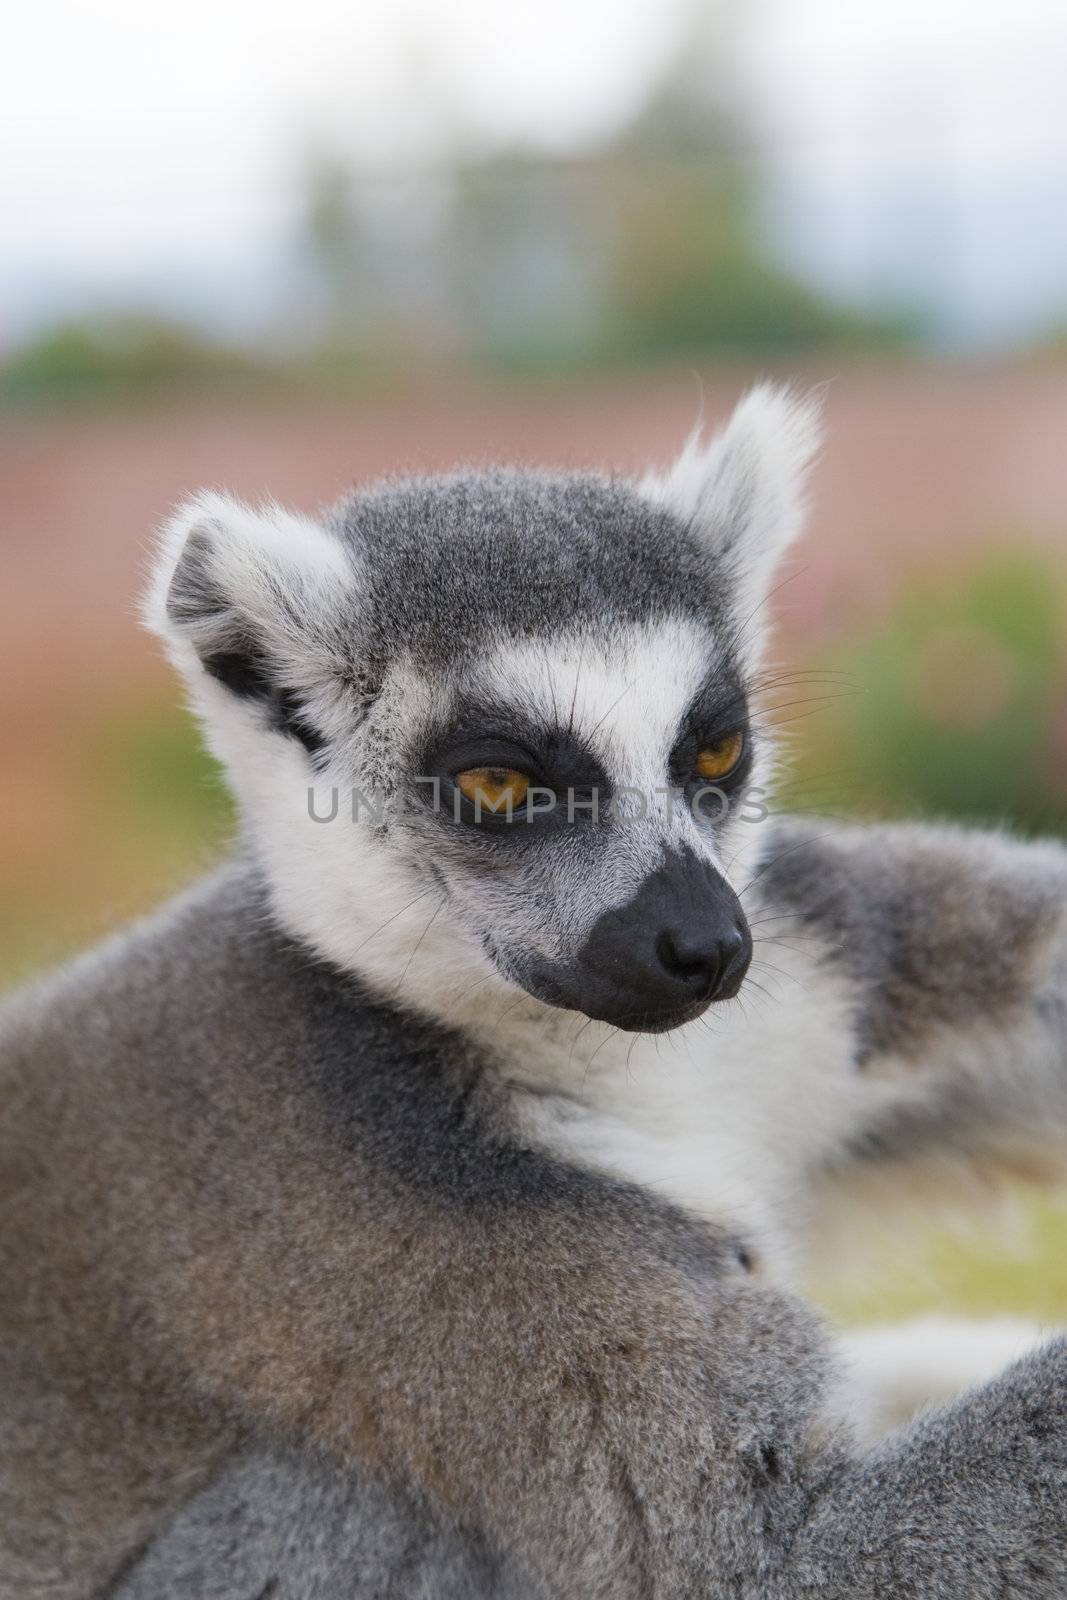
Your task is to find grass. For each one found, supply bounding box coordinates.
[0,699,233,989]
[816,1195,1067,1328]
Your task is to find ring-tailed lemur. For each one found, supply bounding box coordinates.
[3,386,1067,1599]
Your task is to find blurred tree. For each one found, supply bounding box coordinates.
[297,152,377,359]
[598,27,913,359]
[303,155,362,319]
[289,6,914,374]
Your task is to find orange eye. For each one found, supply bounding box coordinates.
[455,767,531,814]
[694,731,745,782]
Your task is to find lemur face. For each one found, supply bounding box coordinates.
[148,386,819,1032]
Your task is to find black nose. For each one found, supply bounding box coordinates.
[525,847,754,1031]
[656,922,751,1002]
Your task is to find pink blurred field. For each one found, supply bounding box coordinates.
[8,362,1067,712]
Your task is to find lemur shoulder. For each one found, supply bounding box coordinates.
[3,387,1067,1599]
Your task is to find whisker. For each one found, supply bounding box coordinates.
[392,895,446,998]
[440,971,496,1024]
[583,679,635,742]
[351,884,438,959]
[719,564,811,659]
[567,637,588,738]
[734,828,842,903]
[568,1015,596,1071]
[752,691,858,718]
[586,1025,621,1072]
[748,955,802,986]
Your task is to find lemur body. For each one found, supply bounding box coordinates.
[4,389,1067,1598]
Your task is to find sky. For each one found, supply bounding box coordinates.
[3,0,1067,347]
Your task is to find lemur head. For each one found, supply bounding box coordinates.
[148,385,818,1035]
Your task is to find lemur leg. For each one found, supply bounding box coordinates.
[755,818,1067,1225]
[111,1448,541,1600]
[839,1316,1055,1444]
[111,1326,1067,1600]
[771,1337,1067,1600]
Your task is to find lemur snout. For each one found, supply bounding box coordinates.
[524,848,752,1032]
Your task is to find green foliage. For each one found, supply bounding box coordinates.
[782,551,1067,834]
[452,40,918,370]
[0,315,276,407]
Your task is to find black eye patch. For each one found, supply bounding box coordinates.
[413,703,609,832]
[680,670,750,739]
[669,674,752,792]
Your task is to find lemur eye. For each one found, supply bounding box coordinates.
[455,767,530,813]
[694,731,745,781]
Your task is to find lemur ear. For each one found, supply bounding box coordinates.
[145,491,362,759]
[641,383,822,623]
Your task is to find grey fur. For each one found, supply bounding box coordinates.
[0,862,783,1596]
[113,1447,544,1600]
[758,815,1065,1065]
[6,854,1067,1599]
[326,470,736,670]
[758,816,1067,1192]
[112,1341,1067,1600]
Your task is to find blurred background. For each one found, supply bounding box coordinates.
[5,0,1067,1321]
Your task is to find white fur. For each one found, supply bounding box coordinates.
[146,489,353,646]
[492,942,864,1284]
[842,1317,1057,1444]
[639,383,822,643]
[146,490,365,753]
[469,619,778,895]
